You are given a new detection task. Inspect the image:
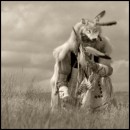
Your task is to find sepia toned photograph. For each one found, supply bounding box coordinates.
[1,1,129,129]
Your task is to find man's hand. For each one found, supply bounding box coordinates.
[59,86,69,99]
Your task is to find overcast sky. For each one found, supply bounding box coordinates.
[1,1,129,92]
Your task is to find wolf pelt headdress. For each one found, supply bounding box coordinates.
[50,10,117,109]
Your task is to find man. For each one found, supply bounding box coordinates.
[51,10,117,110]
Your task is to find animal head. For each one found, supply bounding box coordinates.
[73,10,117,42]
[80,19,102,41]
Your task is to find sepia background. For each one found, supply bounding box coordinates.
[2,1,129,92]
[1,1,129,129]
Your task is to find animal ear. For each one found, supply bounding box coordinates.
[82,18,86,24]
[94,10,106,22]
[96,21,117,26]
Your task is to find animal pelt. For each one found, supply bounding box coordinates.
[53,26,113,63]
[53,21,85,62]
[101,36,113,56]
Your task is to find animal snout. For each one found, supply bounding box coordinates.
[91,38,97,42]
[92,38,96,40]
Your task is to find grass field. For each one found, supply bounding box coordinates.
[1,69,129,129]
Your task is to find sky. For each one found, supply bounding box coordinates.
[1,1,129,92]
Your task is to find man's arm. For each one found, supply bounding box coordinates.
[87,57,113,77]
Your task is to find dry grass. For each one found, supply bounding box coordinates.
[1,70,129,129]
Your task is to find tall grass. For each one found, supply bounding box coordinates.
[1,69,129,129]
